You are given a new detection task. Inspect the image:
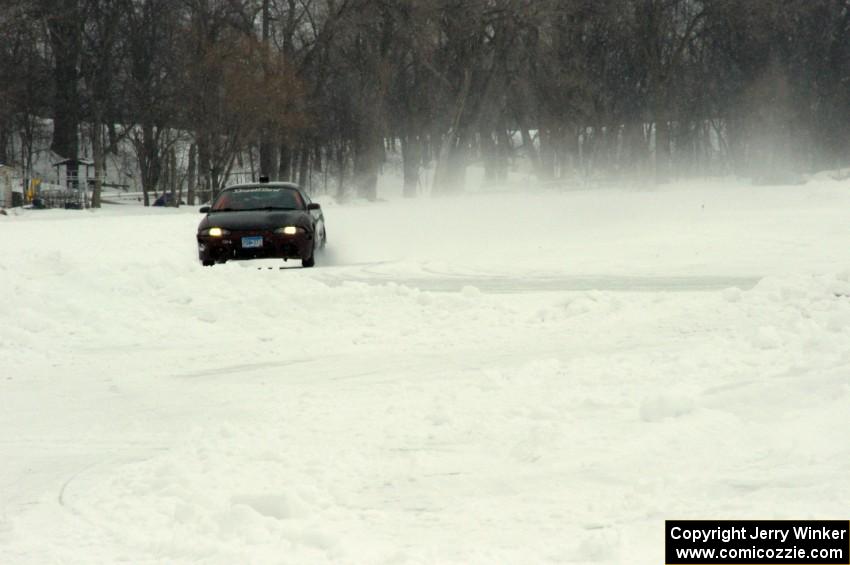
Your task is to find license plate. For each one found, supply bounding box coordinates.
[241,236,263,248]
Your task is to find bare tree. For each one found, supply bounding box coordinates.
[23,0,850,200]
[0,1,51,191]
[79,0,126,207]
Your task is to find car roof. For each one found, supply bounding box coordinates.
[223,182,301,191]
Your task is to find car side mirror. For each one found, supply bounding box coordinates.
[199,206,210,213]
[307,203,320,211]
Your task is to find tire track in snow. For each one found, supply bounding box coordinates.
[312,271,759,293]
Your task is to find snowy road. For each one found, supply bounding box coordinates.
[2,181,850,563]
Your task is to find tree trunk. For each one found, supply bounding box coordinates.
[257,0,277,178]
[433,70,472,194]
[560,128,580,180]
[480,128,499,183]
[278,143,292,180]
[138,123,162,206]
[259,132,277,178]
[336,143,346,200]
[176,149,185,207]
[401,135,420,198]
[496,123,512,181]
[519,125,541,176]
[47,2,81,160]
[654,116,670,183]
[169,148,178,207]
[442,132,468,193]
[297,144,310,188]
[538,127,555,182]
[0,121,8,164]
[186,143,196,205]
[197,136,211,203]
[354,130,381,201]
[91,121,104,208]
[622,121,645,178]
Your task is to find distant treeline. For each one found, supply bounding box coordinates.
[1,0,849,205]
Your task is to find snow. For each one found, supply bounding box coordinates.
[1,178,850,564]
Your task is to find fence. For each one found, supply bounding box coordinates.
[34,182,85,209]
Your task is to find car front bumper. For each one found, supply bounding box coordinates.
[197,230,313,263]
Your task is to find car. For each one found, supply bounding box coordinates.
[196,180,326,267]
[153,192,184,207]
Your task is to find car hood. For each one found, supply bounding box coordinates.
[198,210,311,231]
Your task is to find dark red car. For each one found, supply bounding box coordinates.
[197,181,326,267]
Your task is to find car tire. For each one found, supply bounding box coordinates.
[202,259,215,267]
[302,254,315,268]
[302,232,318,268]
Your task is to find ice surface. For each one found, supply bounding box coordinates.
[1,178,850,563]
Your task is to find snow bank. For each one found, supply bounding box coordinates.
[1,179,850,563]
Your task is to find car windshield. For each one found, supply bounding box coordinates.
[211,187,304,211]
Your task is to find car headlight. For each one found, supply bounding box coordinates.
[275,226,302,235]
[204,227,230,237]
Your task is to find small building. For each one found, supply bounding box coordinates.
[53,158,94,191]
[0,164,23,208]
[51,158,95,208]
